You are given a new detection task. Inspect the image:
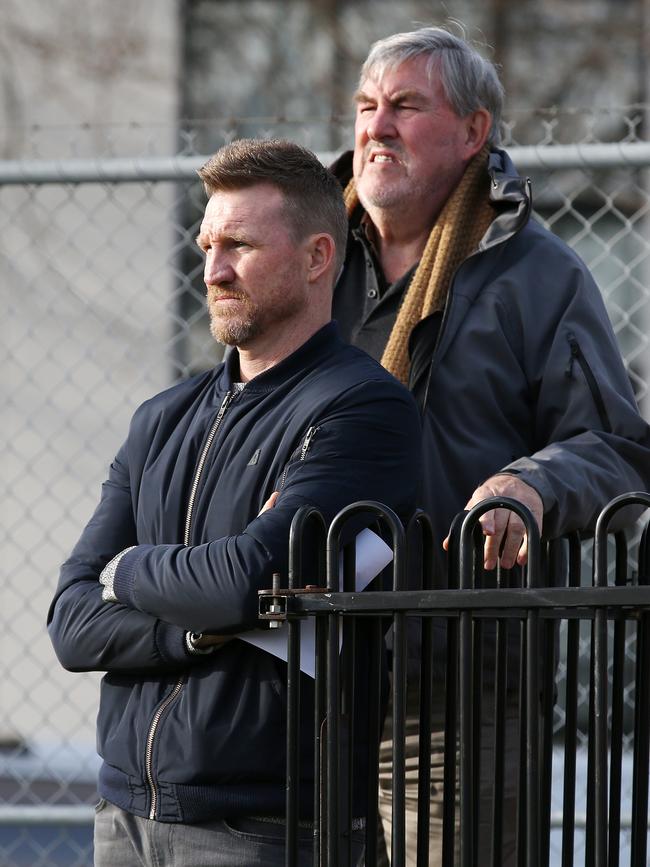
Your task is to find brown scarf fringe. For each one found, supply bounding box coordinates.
[343,146,495,384]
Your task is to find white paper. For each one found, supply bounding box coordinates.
[239,528,392,678]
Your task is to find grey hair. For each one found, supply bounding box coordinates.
[359,26,504,147]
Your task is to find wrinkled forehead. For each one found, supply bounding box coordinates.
[360,52,440,91]
[199,183,290,237]
[355,57,447,111]
[204,183,285,218]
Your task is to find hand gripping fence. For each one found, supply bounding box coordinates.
[259,492,650,867]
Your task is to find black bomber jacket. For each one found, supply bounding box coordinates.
[48,322,422,823]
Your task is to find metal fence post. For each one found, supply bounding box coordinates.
[593,492,650,867]
[324,501,405,867]
[561,533,582,867]
[458,497,541,867]
[441,509,465,867]
[408,510,435,867]
[285,506,328,867]
[630,516,650,867]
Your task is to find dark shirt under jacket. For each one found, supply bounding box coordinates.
[333,215,442,405]
[332,215,414,361]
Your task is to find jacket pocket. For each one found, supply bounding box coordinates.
[565,332,612,433]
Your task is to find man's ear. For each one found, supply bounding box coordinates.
[462,108,492,159]
[305,233,336,284]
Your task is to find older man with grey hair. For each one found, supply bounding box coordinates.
[331,24,650,866]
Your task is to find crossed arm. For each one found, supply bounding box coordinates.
[48,383,422,673]
[47,469,291,671]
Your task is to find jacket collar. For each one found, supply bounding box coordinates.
[480,148,532,250]
[219,321,342,392]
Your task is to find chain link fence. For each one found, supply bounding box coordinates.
[1,111,649,865]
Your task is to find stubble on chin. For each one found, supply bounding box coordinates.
[209,312,260,348]
[357,184,403,210]
[355,161,411,212]
[356,170,444,216]
[207,293,260,348]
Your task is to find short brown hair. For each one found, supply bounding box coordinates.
[198,138,348,274]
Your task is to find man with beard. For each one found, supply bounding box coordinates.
[330,25,650,866]
[48,138,421,867]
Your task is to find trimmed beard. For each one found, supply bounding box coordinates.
[206,277,308,350]
[207,290,261,347]
[209,312,261,347]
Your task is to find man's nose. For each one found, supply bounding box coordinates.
[204,251,235,286]
[366,105,397,142]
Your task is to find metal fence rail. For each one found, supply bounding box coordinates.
[263,494,650,867]
[1,141,650,185]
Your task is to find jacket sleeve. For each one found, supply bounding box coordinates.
[499,254,650,536]
[47,441,191,673]
[104,380,422,634]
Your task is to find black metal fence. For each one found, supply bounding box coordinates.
[259,492,650,867]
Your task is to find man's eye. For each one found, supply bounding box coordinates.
[358,104,375,114]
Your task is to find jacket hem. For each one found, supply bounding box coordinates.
[98,761,320,824]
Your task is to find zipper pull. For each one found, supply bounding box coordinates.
[216,390,235,420]
[279,426,321,491]
[300,426,319,461]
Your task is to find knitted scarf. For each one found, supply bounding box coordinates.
[343,146,495,384]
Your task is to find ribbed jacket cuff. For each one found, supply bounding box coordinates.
[113,544,155,607]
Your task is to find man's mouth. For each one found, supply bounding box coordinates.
[209,290,246,303]
[368,149,400,165]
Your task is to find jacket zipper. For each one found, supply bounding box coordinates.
[299,425,319,460]
[145,388,236,820]
[145,679,184,819]
[184,390,236,546]
[278,425,320,490]
[419,254,475,412]
[565,333,612,433]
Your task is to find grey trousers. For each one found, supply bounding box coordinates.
[94,800,365,867]
[377,685,520,867]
